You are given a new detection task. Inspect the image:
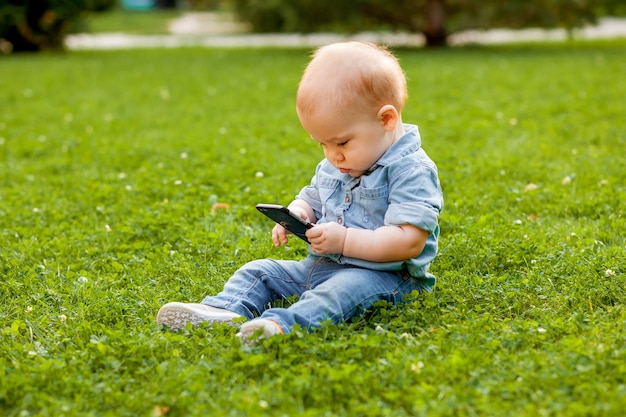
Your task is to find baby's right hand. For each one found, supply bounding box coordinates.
[271,223,289,247]
[271,208,310,247]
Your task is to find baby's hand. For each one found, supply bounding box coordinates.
[271,223,289,247]
[306,222,347,255]
[271,208,310,247]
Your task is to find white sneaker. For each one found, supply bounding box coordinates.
[157,302,242,330]
[237,319,283,345]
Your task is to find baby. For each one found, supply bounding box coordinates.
[157,41,443,344]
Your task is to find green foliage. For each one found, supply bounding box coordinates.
[84,8,182,34]
[445,0,597,30]
[1,41,626,416]
[0,0,116,52]
[231,0,379,33]
[231,0,626,45]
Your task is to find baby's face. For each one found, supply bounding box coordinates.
[298,103,393,177]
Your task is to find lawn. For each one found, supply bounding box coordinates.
[1,41,625,416]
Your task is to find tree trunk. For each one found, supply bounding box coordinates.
[424,0,447,47]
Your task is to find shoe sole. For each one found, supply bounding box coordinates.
[157,303,238,330]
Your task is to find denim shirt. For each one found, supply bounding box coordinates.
[296,124,444,287]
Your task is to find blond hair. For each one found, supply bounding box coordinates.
[296,42,407,117]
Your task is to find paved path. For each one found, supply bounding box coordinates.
[65,14,626,50]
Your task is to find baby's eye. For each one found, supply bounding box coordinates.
[338,140,349,146]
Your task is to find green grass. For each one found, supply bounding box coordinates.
[1,40,626,416]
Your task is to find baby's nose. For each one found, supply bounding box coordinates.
[332,150,345,161]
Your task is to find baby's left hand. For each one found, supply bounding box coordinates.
[306,222,347,255]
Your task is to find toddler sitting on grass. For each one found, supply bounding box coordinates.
[157,41,443,344]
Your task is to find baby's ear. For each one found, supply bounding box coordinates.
[377,105,399,131]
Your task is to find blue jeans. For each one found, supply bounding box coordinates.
[202,255,427,334]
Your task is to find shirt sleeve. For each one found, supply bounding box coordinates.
[384,159,443,233]
[295,163,324,221]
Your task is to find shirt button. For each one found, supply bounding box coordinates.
[337,217,343,224]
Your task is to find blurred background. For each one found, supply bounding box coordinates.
[1,0,625,52]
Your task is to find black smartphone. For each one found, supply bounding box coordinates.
[256,204,314,243]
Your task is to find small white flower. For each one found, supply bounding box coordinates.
[25,306,33,313]
[125,185,132,191]
[258,400,269,409]
[105,224,112,232]
[59,314,67,322]
[561,176,572,185]
[513,219,523,225]
[77,276,89,283]
[239,148,247,154]
[174,180,183,185]
[117,172,127,179]
[255,171,264,178]
[509,118,518,126]
[180,152,188,159]
[605,269,616,277]
[32,208,40,213]
[411,361,425,372]
[537,327,546,333]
